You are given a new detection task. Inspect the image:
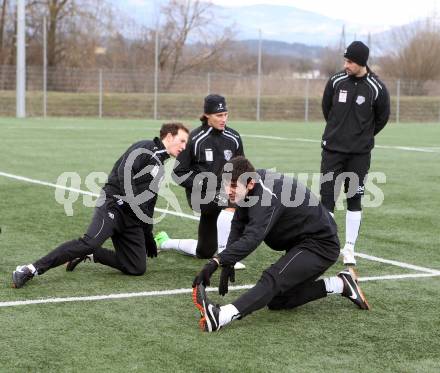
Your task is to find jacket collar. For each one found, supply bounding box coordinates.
[153,137,170,160]
[202,123,223,134]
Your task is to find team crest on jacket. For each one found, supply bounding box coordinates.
[356,95,365,105]
[224,149,233,160]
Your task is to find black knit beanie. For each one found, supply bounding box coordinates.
[344,41,369,67]
[204,94,227,114]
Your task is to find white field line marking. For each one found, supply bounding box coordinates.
[241,134,440,153]
[360,273,440,281]
[375,145,439,153]
[0,171,199,221]
[1,171,439,273]
[1,273,440,308]
[355,253,440,275]
[1,124,438,153]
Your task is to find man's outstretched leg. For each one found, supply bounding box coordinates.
[12,203,118,288]
[268,267,370,311]
[155,209,246,269]
[12,238,96,288]
[192,247,328,332]
[192,252,369,332]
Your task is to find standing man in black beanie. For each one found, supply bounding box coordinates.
[320,41,390,266]
[155,94,246,269]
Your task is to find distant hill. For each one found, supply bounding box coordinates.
[232,40,324,59]
[110,1,393,49]
[217,4,351,46]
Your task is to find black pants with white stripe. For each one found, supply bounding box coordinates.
[34,199,147,276]
[320,149,371,212]
[233,242,337,317]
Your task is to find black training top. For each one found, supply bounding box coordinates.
[321,69,390,154]
[218,169,340,266]
[173,123,244,193]
[103,137,170,224]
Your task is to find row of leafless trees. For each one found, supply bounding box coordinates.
[1,1,440,94]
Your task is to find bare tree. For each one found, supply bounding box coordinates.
[0,0,7,51]
[25,0,117,67]
[25,0,74,67]
[46,0,70,66]
[0,0,14,65]
[319,46,342,77]
[380,16,440,95]
[157,0,234,91]
[319,25,348,78]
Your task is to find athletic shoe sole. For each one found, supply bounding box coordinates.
[347,267,370,310]
[192,285,212,332]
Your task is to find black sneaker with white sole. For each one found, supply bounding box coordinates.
[12,265,34,288]
[192,284,221,332]
[65,254,92,272]
[338,268,370,310]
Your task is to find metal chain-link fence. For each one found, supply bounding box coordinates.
[1,65,440,122]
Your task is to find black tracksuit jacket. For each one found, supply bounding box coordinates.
[321,69,390,154]
[218,169,340,266]
[173,123,244,203]
[103,137,170,223]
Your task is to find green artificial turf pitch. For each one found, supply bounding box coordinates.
[0,118,439,372]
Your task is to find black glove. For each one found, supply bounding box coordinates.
[219,265,235,296]
[143,226,157,258]
[192,259,219,287]
[146,240,158,258]
[145,240,157,258]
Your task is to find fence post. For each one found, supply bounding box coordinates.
[43,16,47,118]
[153,28,159,120]
[304,78,310,123]
[396,79,400,124]
[207,72,211,94]
[256,29,262,121]
[98,69,103,119]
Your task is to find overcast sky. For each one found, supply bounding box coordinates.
[210,0,439,27]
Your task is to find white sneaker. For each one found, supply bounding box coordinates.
[341,246,356,266]
[234,262,246,270]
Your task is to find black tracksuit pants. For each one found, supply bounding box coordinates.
[233,241,338,317]
[320,149,371,212]
[186,189,223,259]
[195,203,222,259]
[34,200,147,276]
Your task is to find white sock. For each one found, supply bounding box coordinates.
[324,276,344,294]
[329,211,334,218]
[162,239,197,256]
[219,304,240,327]
[28,264,38,275]
[216,209,234,254]
[345,210,362,250]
